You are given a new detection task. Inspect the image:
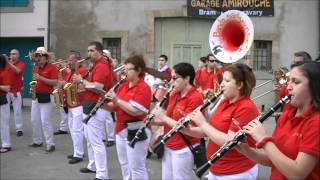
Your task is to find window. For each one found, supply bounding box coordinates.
[0,0,29,7]
[242,40,272,71]
[102,38,121,64]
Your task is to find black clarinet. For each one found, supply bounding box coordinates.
[83,77,126,124]
[152,91,223,154]
[127,85,174,148]
[194,95,291,178]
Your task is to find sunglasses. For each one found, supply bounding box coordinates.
[172,75,182,81]
[208,60,216,63]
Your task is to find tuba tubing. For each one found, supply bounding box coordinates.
[152,91,223,154]
[194,95,291,178]
[128,84,174,148]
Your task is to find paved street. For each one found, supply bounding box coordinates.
[0,100,274,180]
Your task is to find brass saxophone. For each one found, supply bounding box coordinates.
[29,63,37,100]
[52,67,67,107]
[64,58,89,107]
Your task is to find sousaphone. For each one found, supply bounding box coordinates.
[209,10,254,63]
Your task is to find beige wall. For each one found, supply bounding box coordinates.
[0,0,48,47]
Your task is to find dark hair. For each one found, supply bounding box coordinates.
[173,62,195,85]
[88,41,103,53]
[0,54,8,69]
[69,50,81,60]
[223,63,256,97]
[200,56,207,63]
[124,54,146,78]
[159,54,168,61]
[294,51,312,62]
[292,62,320,111]
[207,53,215,59]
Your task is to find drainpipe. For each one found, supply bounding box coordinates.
[47,0,51,50]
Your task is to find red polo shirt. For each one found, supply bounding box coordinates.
[64,66,87,107]
[195,67,222,91]
[207,96,258,175]
[164,87,203,150]
[0,67,11,95]
[114,79,152,134]
[6,60,24,94]
[34,63,57,93]
[270,106,320,180]
[82,58,113,102]
[162,68,172,81]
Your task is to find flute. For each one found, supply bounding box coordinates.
[127,85,174,148]
[194,95,291,178]
[152,91,223,154]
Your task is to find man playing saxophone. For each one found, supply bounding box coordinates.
[62,51,87,164]
[29,47,57,153]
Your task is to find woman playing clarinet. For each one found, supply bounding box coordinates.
[240,61,320,179]
[186,63,259,179]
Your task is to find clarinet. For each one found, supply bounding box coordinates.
[127,85,174,148]
[152,91,223,154]
[83,77,126,124]
[194,95,291,178]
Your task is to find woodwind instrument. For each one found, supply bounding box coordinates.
[152,91,223,154]
[83,76,126,124]
[194,96,291,178]
[52,67,67,107]
[29,62,37,100]
[128,84,174,148]
[63,57,89,106]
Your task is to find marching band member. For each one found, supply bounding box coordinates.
[195,56,208,86]
[102,49,116,147]
[105,54,152,180]
[153,62,203,180]
[61,51,86,164]
[6,49,25,137]
[0,54,12,153]
[187,63,259,180]
[158,54,172,81]
[29,47,58,153]
[195,54,222,97]
[74,41,114,180]
[239,61,320,180]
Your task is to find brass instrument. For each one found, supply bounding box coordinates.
[52,67,67,107]
[29,62,37,100]
[64,58,90,107]
[252,67,289,100]
[52,59,68,65]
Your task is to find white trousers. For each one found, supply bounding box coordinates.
[0,102,11,148]
[68,106,84,158]
[207,165,258,180]
[162,146,194,180]
[59,107,68,131]
[83,108,111,180]
[30,98,55,149]
[116,128,151,180]
[104,112,115,141]
[7,92,23,132]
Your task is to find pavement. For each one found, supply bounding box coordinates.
[0,99,275,180]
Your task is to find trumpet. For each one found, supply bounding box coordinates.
[83,77,126,124]
[128,85,174,148]
[194,95,291,178]
[152,91,223,154]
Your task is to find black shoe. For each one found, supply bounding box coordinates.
[93,178,105,180]
[28,143,43,148]
[146,150,152,159]
[69,157,83,164]
[54,130,68,135]
[45,146,55,153]
[67,154,74,159]
[0,147,11,153]
[16,131,23,136]
[80,168,96,173]
[106,141,115,147]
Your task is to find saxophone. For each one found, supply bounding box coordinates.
[64,58,89,107]
[29,63,37,100]
[52,67,67,107]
